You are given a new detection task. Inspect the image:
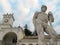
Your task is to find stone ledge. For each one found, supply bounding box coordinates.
[24,35,60,39]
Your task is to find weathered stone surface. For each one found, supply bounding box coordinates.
[0,13,25,45]
[33,5,57,45]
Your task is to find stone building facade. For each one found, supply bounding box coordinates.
[20,35,60,45]
[0,13,25,45]
[0,13,60,45]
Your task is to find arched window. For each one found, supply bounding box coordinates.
[2,32,17,45]
[22,44,25,45]
[29,44,33,45]
[36,44,38,45]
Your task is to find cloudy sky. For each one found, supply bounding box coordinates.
[0,0,60,34]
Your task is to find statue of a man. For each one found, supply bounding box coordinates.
[33,5,57,45]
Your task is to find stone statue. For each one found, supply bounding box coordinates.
[33,5,57,45]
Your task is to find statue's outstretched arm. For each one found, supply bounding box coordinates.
[33,12,38,19]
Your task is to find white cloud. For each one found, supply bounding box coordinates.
[42,0,60,12]
[55,25,60,34]
[18,1,30,15]
[20,0,39,9]
[18,0,39,15]
[32,0,39,8]
[17,0,39,25]
[0,0,12,13]
[53,10,60,25]
[9,0,17,3]
[0,13,3,22]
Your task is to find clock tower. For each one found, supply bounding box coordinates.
[2,13,15,26]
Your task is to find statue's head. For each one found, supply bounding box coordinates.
[41,5,47,12]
